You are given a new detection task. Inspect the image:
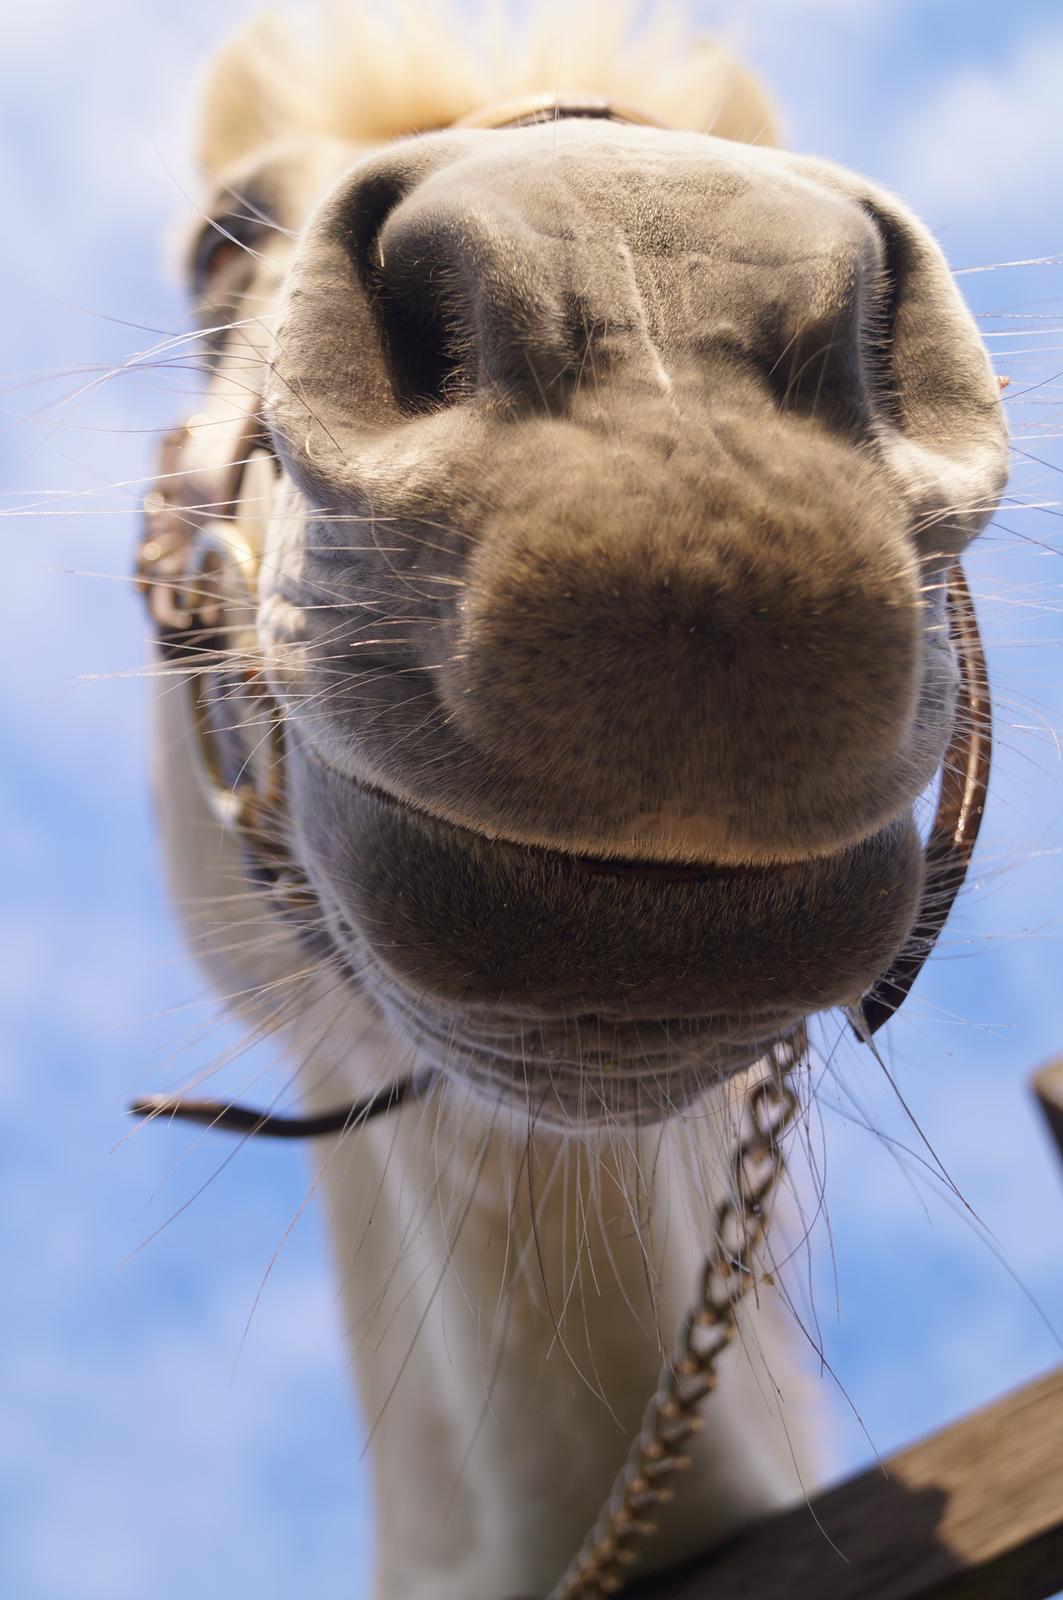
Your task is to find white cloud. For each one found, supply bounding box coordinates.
[889,16,1063,238]
[0,1263,368,1600]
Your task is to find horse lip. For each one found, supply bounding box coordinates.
[297,742,821,880]
[367,977,797,1118]
[377,983,801,1046]
[287,735,926,1038]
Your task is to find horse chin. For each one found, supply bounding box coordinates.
[318,908,803,1130]
[367,996,789,1133]
[288,752,928,1128]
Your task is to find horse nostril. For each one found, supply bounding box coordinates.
[364,187,569,413]
[370,258,475,413]
[336,167,474,412]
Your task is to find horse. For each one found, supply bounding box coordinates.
[135,4,1008,1595]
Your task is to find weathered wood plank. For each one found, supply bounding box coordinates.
[627,1365,1063,1600]
[1034,1057,1063,1166]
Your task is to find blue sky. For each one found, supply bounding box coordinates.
[2,3,1062,1596]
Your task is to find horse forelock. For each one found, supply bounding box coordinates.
[194,0,782,178]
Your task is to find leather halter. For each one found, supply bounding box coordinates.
[853,566,991,1038]
[452,92,668,131]
[132,94,993,1136]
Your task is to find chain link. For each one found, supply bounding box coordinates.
[546,1031,805,1600]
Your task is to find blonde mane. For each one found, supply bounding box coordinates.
[195,0,780,176]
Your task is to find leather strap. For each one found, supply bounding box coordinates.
[453,93,667,131]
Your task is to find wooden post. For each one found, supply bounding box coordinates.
[626,1366,1063,1599]
[1033,1057,1063,1166]
[612,1061,1063,1598]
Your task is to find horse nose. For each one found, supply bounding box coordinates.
[437,430,927,863]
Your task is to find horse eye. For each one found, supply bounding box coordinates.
[190,212,265,298]
[196,234,243,283]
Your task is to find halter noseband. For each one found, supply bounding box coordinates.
[452,92,668,131]
[132,95,993,1137]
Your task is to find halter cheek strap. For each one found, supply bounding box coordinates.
[851,564,991,1039]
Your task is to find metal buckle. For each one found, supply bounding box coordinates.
[136,406,283,834]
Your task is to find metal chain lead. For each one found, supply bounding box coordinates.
[547,1031,805,1600]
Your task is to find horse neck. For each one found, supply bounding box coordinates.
[149,677,808,1599]
[301,1012,809,1600]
